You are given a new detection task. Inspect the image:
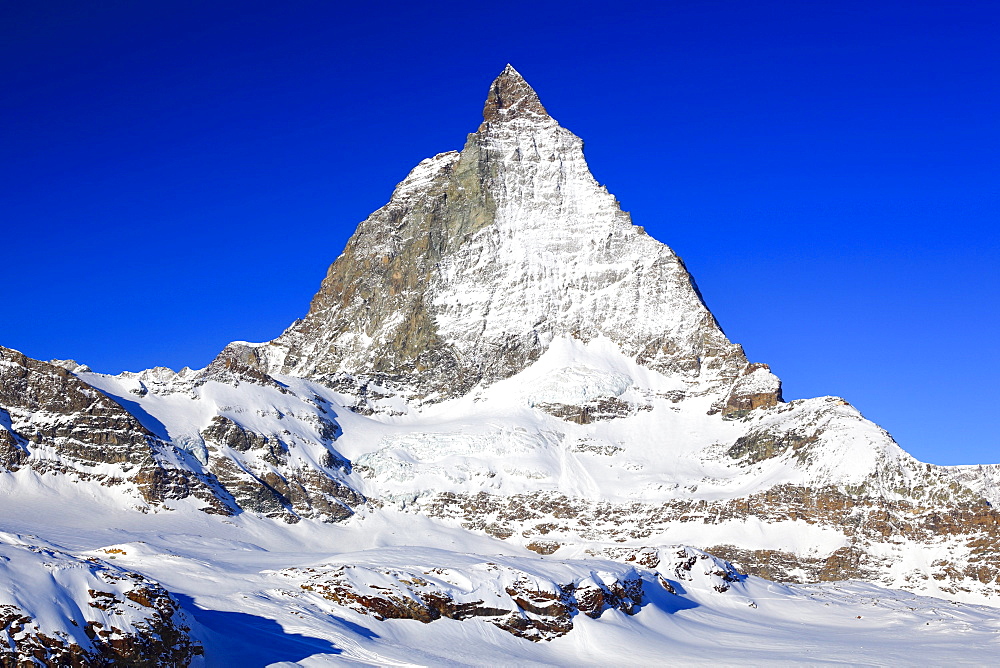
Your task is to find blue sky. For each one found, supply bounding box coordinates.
[1,1,997,465]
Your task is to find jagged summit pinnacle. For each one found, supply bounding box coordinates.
[482,64,548,122]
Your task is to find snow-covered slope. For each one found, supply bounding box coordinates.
[0,533,200,666]
[0,493,998,667]
[61,331,1000,606]
[2,65,999,664]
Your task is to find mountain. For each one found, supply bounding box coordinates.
[258,65,760,412]
[1,65,998,665]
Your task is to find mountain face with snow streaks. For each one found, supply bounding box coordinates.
[260,65,764,413]
[0,65,999,664]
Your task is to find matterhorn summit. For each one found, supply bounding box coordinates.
[250,64,770,413]
[1,66,999,665]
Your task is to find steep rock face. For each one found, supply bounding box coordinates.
[261,65,763,407]
[0,346,157,470]
[0,346,229,514]
[79,360,366,524]
[200,414,362,523]
[0,345,365,524]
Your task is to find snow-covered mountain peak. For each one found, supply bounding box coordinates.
[482,64,549,123]
[259,66,760,411]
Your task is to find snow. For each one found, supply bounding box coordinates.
[0,532,196,657]
[0,491,997,667]
[428,109,742,392]
[8,337,998,663]
[524,365,632,406]
[393,152,461,200]
[68,332,963,570]
[4,70,999,665]
[945,463,1000,505]
[2,332,998,664]
[730,364,781,395]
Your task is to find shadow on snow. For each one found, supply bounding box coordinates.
[175,593,377,667]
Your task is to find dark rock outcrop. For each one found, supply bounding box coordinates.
[292,561,644,641]
[482,64,549,123]
[200,415,363,523]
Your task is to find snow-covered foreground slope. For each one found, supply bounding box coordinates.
[0,532,201,665]
[0,486,998,667]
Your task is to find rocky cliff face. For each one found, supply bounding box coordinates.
[0,345,362,524]
[260,65,765,410]
[0,346,229,514]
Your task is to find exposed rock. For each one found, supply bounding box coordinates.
[714,363,783,418]
[482,64,549,123]
[727,428,819,465]
[0,346,231,515]
[133,466,233,516]
[535,397,649,423]
[942,463,1000,507]
[413,458,1000,599]
[525,540,561,555]
[288,559,644,641]
[0,412,28,470]
[200,415,363,523]
[570,439,624,456]
[202,415,287,462]
[200,342,289,393]
[612,546,743,593]
[0,346,159,468]
[0,344,366,524]
[203,454,294,521]
[47,359,91,374]
[261,65,757,405]
[0,540,201,667]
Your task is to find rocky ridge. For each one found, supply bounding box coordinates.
[280,545,739,641]
[0,345,362,525]
[0,346,229,515]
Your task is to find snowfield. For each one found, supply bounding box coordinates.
[0,491,999,666]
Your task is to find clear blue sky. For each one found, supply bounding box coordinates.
[2,1,997,465]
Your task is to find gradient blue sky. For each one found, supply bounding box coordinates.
[2,1,997,465]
